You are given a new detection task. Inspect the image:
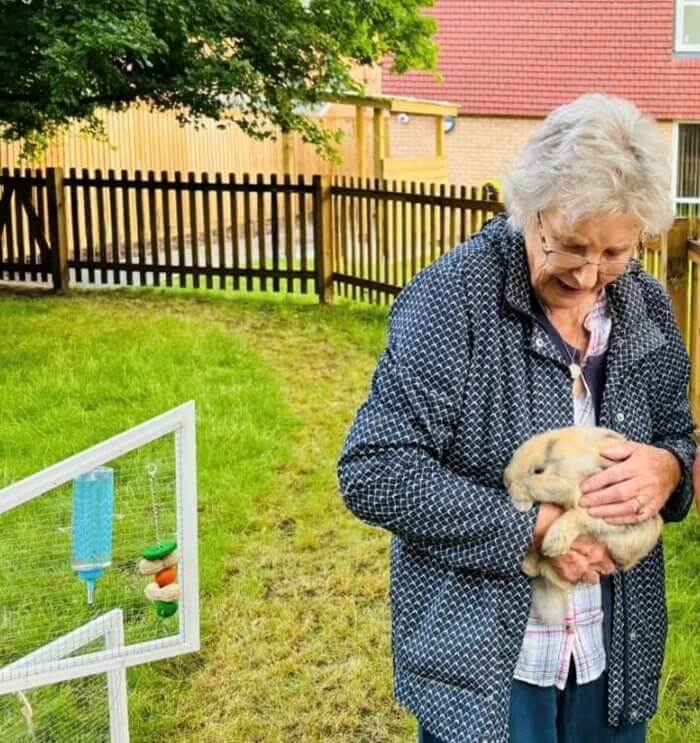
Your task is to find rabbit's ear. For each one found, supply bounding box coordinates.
[592,429,626,449]
[593,430,626,468]
[581,427,624,451]
[602,428,626,441]
[596,451,620,469]
[506,431,553,474]
[569,427,624,469]
[583,427,626,444]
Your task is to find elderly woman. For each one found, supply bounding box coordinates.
[337,94,697,743]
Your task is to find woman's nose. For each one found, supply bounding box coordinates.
[570,262,599,288]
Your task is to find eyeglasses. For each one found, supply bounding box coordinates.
[536,212,640,277]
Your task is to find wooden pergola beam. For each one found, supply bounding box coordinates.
[355,105,366,179]
[327,92,458,182]
[333,93,458,118]
[435,117,445,158]
[373,108,386,180]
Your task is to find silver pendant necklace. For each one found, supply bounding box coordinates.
[563,320,584,382]
[568,360,582,380]
[542,302,586,383]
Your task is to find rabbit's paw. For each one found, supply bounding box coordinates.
[541,530,572,557]
[522,551,540,577]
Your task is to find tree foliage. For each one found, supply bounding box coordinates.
[0,0,437,159]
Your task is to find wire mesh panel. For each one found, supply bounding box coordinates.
[0,620,129,743]
[0,673,115,742]
[0,402,199,738]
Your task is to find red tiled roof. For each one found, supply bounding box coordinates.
[382,1,700,119]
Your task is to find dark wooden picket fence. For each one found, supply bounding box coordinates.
[0,169,63,286]
[64,169,327,296]
[0,168,500,304]
[331,177,502,304]
[2,167,700,421]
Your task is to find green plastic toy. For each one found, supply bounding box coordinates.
[142,539,177,562]
[138,464,180,618]
[155,601,178,618]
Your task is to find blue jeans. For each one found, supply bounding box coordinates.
[418,670,646,742]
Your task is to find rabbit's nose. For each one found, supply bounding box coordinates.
[510,484,532,511]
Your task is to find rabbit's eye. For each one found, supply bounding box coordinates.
[532,466,546,475]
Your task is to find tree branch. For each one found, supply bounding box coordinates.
[0,90,142,106]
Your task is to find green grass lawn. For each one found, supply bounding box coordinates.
[0,284,698,742]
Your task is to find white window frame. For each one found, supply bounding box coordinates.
[0,401,200,697]
[672,121,700,213]
[675,0,700,53]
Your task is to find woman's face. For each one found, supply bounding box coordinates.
[524,208,643,312]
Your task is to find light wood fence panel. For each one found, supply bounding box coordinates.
[0,108,374,183]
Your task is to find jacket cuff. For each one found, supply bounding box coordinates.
[656,440,695,522]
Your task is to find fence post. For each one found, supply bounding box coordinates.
[312,175,334,304]
[46,167,70,291]
[666,217,689,339]
[689,244,700,426]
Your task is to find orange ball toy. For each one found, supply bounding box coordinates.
[155,567,177,587]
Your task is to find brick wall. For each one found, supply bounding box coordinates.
[389,114,677,191]
[389,114,540,188]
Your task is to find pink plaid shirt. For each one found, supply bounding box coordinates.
[514,290,612,689]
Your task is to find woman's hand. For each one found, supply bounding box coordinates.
[578,441,681,525]
[532,506,616,584]
[531,503,563,550]
[548,536,616,584]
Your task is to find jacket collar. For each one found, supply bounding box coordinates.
[499,221,534,320]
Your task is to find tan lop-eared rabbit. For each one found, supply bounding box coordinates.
[503,426,663,624]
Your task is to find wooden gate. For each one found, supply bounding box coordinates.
[0,169,69,289]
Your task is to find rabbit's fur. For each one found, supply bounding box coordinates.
[504,426,662,624]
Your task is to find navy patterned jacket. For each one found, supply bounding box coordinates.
[337,215,696,743]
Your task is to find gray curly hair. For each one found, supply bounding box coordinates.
[502,93,674,236]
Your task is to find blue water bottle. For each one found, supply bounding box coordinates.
[71,466,114,604]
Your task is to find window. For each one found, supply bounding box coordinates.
[675,0,700,52]
[675,123,700,219]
